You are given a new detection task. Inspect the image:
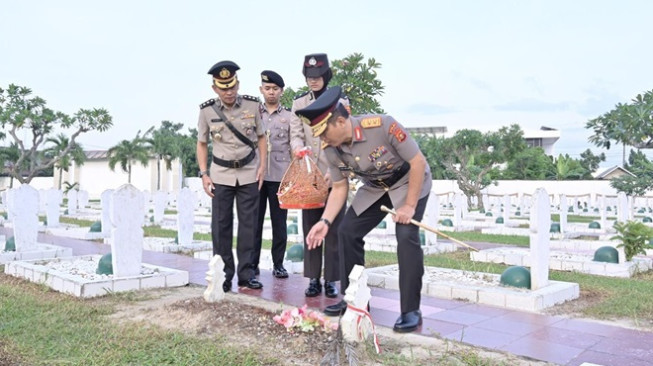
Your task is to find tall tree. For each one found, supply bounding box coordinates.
[0,84,112,184]
[586,90,653,166]
[549,154,586,180]
[330,53,385,114]
[107,130,151,183]
[501,147,554,180]
[44,133,86,189]
[438,124,527,209]
[578,149,606,179]
[145,121,184,190]
[280,53,386,114]
[610,150,653,196]
[179,127,200,178]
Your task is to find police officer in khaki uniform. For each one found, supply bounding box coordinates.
[197,60,267,291]
[297,86,432,333]
[253,70,292,278]
[289,53,348,298]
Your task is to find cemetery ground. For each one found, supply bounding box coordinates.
[2,215,653,365]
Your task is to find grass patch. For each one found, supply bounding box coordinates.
[0,276,278,365]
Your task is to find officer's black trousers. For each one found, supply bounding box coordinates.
[253,180,287,268]
[211,181,258,282]
[302,189,346,284]
[338,193,428,313]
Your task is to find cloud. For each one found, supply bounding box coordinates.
[404,103,457,115]
[494,99,571,112]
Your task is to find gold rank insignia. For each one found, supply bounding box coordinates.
[321,141,329,150]
[360,117,382,128]
[219,68,231,78]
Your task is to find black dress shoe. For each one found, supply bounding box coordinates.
[222,280,231,293]
[237,278,263,290]
[272,266,289,279]
[324,281,338,298]
[304,278,322,297]
[393,310,422,333]
[324,300,347,316]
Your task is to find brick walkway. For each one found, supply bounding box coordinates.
[21,232,653,366]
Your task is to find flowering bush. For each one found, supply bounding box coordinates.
[273,305,338,333]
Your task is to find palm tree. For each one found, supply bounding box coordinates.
[45,133,86,189]
[0,143,23,188]
[146,121,183,190]
[107,130,151,183]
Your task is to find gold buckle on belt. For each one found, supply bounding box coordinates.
[377,179,390,191]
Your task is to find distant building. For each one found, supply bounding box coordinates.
[593,165,635,180]
[523,126,560,156]
[408,125,561,156]
[55,150,183,198]
[406,126,448,138]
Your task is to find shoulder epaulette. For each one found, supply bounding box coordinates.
[200,99,216,109]
[339,92,349,100]
[242,94,260,102]
[294,91,310,100]
[284,106,291,111]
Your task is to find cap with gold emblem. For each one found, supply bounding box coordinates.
[295,86,342,137]
[208,60,240,89]
[302,53,330,78]
[260,70,285,88]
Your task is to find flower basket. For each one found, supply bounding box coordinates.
[277,151,328,209]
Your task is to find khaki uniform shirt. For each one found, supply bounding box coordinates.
[289,91,350,175]
[260,103,292,182]
[197,95,263,186]
[324,115,432,215]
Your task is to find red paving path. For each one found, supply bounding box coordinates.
[7,230,653,366]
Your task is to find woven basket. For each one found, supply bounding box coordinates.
[278,154,328,209]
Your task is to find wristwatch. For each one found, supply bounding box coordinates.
[318,217,332,228]
[198,170,209,178]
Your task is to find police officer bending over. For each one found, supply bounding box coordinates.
[297,86,432,333]
[197,60,267,292]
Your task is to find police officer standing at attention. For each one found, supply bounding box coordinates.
[252,70,292,279]
[297,86,432,333]
[197,60,267,292]
[289,53,348,299]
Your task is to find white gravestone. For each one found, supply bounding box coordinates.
[45,188,63,227]
[5,189,16,222]
[67,190,78,216]
[599,195,607,228]
[177,187,197,246]
[38,189,47,214]
[424,191,439,245]
[617,192,629,223]
[503,194,511,219]
[204,255,226,302]
[78,190,89,209]
[482,194,489,212]
[453,192,463,228]
[153,190,167,224]
[100,189,114,237]
[13,185,39,252]
[110,184,145,277]
[559,194,568,234]
[530,188,551,290]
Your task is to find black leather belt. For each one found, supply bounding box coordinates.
[212,150,256,169]
[361,163,410,189]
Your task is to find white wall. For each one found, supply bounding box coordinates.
[432,180,631,197]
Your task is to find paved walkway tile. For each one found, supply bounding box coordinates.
[8,230,652,366]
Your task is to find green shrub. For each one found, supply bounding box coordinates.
[612,220,653,261]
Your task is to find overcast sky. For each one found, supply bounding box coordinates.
[2,0,651,169]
